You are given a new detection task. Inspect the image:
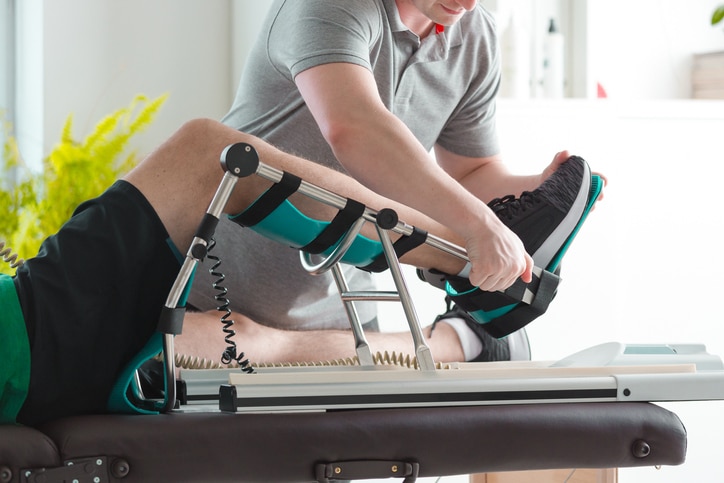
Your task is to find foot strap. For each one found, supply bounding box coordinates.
[446,266,561,338]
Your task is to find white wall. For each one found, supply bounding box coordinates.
[17,0,234,168]
[587,0,724,100]
[229,2,272,98]
[12,1,276,169]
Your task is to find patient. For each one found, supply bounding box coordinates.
[1,118,597,426]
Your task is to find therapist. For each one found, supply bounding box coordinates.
[186,0,578,364]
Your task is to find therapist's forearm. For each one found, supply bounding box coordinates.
[326,107,495,243]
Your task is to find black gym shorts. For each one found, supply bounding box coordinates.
[13,180,181,426]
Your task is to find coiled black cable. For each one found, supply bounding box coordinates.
[207,238,254,374]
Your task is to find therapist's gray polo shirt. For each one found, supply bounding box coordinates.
[188,0,502,331]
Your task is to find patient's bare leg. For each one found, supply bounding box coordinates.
[123,118,467,275]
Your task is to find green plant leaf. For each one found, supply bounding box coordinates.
[1,94,167,273]
[713,5,724,26]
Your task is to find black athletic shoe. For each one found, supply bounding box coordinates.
[432,305,531,362]
[419,156,603,338]
[488,155,593,269]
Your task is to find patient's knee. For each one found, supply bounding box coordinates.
[176,118,222,140]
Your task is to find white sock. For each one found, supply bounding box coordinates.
[439,317,483,361]
[457,262,471,279]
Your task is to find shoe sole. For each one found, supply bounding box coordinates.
[545,172,604,272]
[531,158,592,270]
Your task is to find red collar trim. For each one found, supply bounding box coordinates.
[435,23,445,34]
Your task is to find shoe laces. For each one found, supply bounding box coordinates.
[488,192,541,221]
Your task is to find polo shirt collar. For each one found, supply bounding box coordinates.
[381,0,464,48]
[381,0,409,32]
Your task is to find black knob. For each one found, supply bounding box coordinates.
[0,466,12,483]
[111,459,131,478]
[632,440,651,458]
[376,209,398,230]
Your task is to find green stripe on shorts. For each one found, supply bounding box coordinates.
[0,274,31,424]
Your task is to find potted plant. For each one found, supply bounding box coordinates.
[1,94,166,274]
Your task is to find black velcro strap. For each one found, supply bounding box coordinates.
[157,306,186,335]
[449,268,561,339]
[231,171,302,227]
[449,268,560,313]
[301,198,366,254]
[502,271,540,304]
[361,226,428,273]
[528,268,559,313]
[450,286,518,314]
[483,270,560,338]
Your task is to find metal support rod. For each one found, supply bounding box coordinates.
[376,225,436,372]
[340,291,400,302]
[160,257,199,412]
[208,171,242,218]
[158,171,242,413]
[330,264,375,366]
[161,333,177,412]
[299,218,367,274]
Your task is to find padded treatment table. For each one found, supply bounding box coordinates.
[1,402,686,482]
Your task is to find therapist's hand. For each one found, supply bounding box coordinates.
[462,212,533,292]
